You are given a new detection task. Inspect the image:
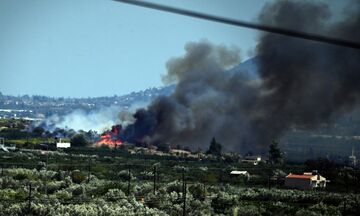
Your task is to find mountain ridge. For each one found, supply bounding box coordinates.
[0,58,260,119]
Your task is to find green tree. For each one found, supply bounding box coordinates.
[70,134,89,147]
[269,140,283,165]
[32,126,45,137]
[211,192,236,214]
[206,137,222,156]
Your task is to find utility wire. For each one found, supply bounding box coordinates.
[113,0,360,50]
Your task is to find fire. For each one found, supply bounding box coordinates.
[96,125,122,147]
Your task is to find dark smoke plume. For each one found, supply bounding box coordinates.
[254,0,360,148]
[122,0,360,153]
[121,41,262,152]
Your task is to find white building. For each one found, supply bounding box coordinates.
[230,170,250,180]
[56,142,71,148]
[242,155,262,165]
[0,144,16,152]
[285,172,327,190]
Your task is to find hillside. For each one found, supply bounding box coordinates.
[1,58,360,161]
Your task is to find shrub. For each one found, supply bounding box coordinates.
[165,180,183,194]
[189,183,205,200]
[71,170,86,184]
[55,189,72,201]
[70,134,89,147]
[104,189,126,202]
[117,170,133,182]
[211,192,237,214]
[71,185,85,196]
[236,204,265,216]
[8,168,38,181]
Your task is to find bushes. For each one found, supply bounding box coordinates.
[134,182,153,197]
[165,180,182,194]
[235,204,265,216]
[0,176,20,189]
[211,191,237,214]
[55,189,72,201]
[0,188,27,201]
[117,170,133,182]
[0,203,25,216]
[104,189,126,202]
[70,134,89,147]
[0,157,359,215]
[7,168,38,181]
[295,203,341,216]
[189,183,205,200]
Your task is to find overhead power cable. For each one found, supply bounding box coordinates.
[113,0,360,50]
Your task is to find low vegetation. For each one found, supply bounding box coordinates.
[0,148,359,216]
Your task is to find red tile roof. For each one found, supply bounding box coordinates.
[286,174,314,179]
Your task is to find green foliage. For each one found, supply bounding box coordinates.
[235,204,265,216]
[295,203,341,216]
[32,126,45,137]
[0,128,30,139]
[308,202,341,216]
[104,188,126,202]
[71,170,87,184]
[55,189,73,201]
[117,170,133,182]
[7,168,38,181]
[189,183,205,200]
[203,172,218,184]
[0,147,359,215]
[165,180,182,194]
[211,191,237,214]
[0,188,27,201]
[70,134,89,147]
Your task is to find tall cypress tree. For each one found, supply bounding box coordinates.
[206,137,222,156]
[269,140,283,165]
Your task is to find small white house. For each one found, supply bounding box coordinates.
[56,138,71,149]
[0,144,16,152]
[230,170,250,180]
[56,142,71,148]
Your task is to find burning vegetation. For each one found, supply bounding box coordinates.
[96,125,122,147]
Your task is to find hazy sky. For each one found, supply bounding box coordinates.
[0,0,346,98]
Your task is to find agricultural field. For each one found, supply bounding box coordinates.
[1,147,359,216]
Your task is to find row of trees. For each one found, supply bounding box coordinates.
[206,137,283,165]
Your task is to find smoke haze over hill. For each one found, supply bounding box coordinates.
[119,0,360,153]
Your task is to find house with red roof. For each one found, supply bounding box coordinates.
[285,171,327,190]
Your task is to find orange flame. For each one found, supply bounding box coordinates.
[96,125,122,146]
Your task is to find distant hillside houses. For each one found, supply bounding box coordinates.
[242,155,262,165]
[0,86,174,119]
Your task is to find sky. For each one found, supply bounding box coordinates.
[0,0,346,98]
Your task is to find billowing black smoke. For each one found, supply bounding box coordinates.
[121,0,360,153]
[254,0,360,148]
[121,41,262,152]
